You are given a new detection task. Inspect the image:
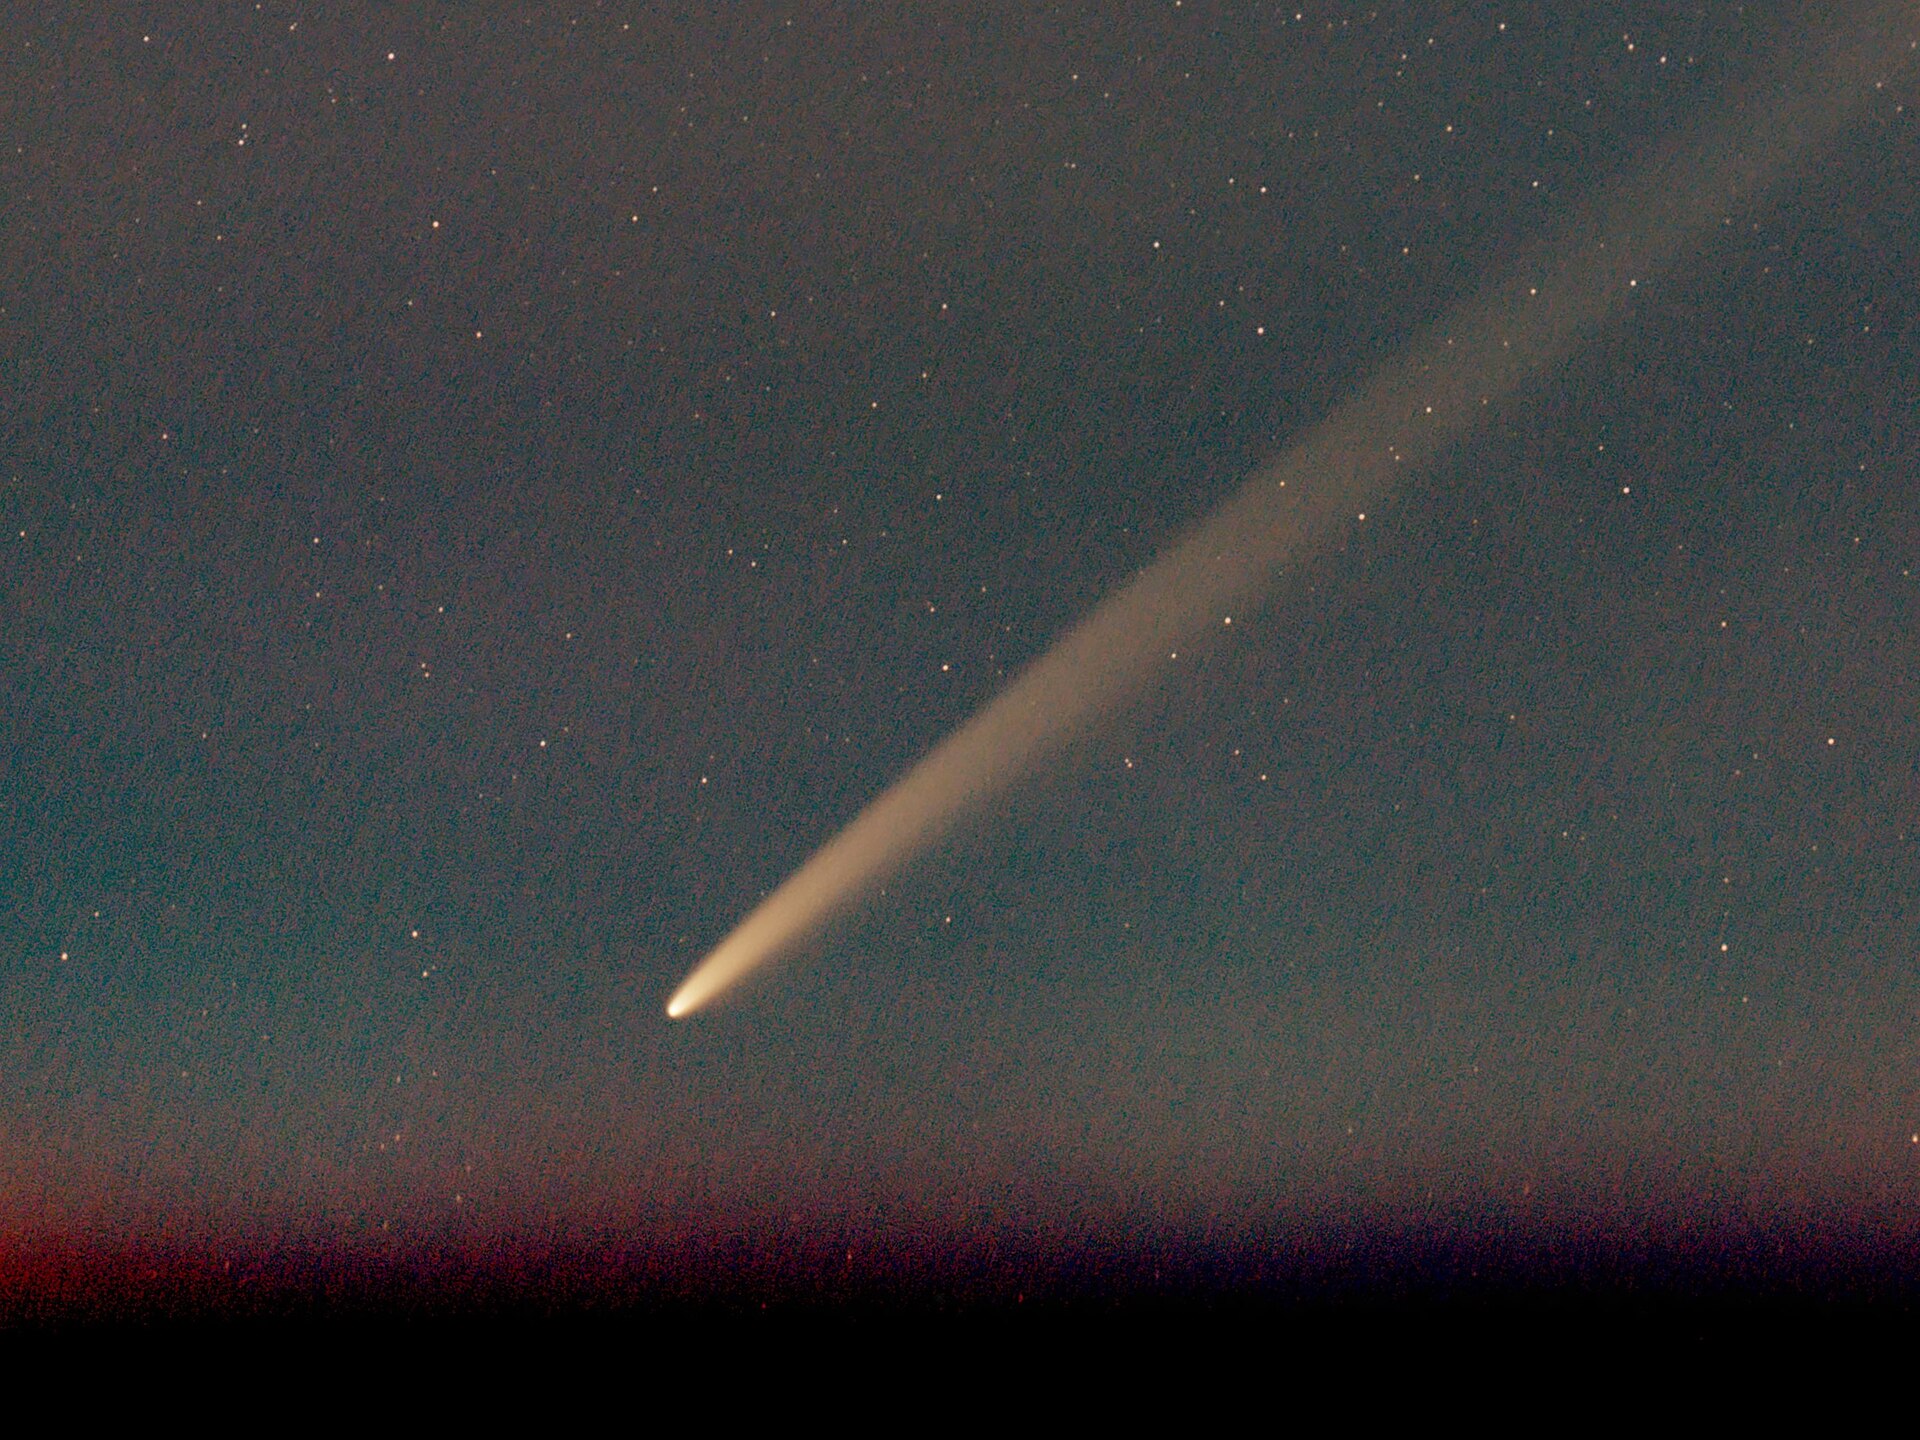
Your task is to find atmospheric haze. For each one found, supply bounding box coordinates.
[665,5,1914,1020]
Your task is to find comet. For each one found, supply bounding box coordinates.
[665,7,1912,1020]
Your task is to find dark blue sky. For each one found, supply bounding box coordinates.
[3,3,1917,1290]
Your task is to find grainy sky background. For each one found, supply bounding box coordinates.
[3,3,1917,1273]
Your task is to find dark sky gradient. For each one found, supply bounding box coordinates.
[4,4,1918,1299]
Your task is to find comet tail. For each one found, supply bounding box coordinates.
[665,7,1913,1019]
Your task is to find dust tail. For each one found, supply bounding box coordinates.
[666,6,1916,1020]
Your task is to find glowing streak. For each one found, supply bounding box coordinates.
[666,8,1913,1019]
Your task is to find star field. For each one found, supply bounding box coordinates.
[2,3,1918,1317]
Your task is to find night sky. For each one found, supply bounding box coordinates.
[5,3,1919,1320]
